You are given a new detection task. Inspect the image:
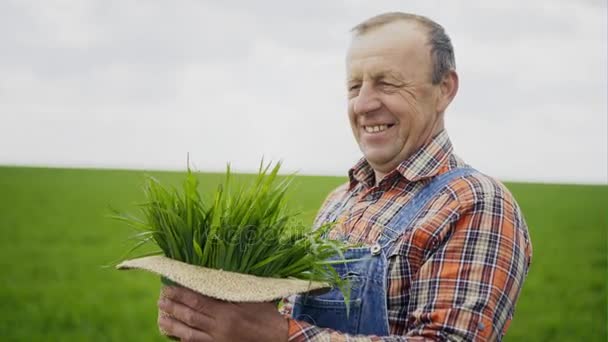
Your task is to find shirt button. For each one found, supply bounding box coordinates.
[364,191,384,202]
[478,322,485,331]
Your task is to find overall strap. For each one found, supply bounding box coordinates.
[380,167,477,247]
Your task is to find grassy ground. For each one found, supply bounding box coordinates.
[0,166,605,341]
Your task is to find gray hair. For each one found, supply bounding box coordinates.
[351,12,456,85]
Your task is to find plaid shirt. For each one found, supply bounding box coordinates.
[283,130,532,341]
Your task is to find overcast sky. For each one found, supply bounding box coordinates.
[0,0,606,184]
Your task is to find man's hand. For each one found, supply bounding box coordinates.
[158,286,289,342]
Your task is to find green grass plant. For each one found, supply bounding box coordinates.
[0,166,605,341]
[111,161,355,295]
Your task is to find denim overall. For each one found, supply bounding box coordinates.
[293,167,475,335]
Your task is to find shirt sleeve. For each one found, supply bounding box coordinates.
[311,182,350,230]
[286,192,532,342]
[286,318,429,341]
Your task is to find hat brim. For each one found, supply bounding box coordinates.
[116,255,331,302]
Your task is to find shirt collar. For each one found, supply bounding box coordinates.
[348,157,375,189]
[348,130,454,189]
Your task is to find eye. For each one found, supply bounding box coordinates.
[379,81,396,87]
[348,84,361,91]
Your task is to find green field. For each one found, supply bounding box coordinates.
[0,166,605,341]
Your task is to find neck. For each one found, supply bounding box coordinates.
[370,126,446,187]
[373,169,386,186]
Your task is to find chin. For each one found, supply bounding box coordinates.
[362,151,394,167]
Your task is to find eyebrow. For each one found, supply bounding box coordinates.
[348,70,406,83]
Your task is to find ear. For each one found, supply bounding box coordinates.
[436,70,459,114]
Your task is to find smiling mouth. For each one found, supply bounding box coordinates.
[363,124,395,133]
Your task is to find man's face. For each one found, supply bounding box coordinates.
[346,21,446,175]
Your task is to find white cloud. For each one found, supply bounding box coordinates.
[0,0,605,184]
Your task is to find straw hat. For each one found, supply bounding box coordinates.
[116,255,331,302]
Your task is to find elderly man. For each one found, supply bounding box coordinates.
[157,12,532,341]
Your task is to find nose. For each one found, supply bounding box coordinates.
[352,82,381,115]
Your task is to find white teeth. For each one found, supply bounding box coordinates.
[364,124,389,133]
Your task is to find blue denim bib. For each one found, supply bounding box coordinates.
[293,167,476,335]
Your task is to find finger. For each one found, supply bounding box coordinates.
[158,315,212,342]
[159,297,215,331]
[162,286,221,312]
